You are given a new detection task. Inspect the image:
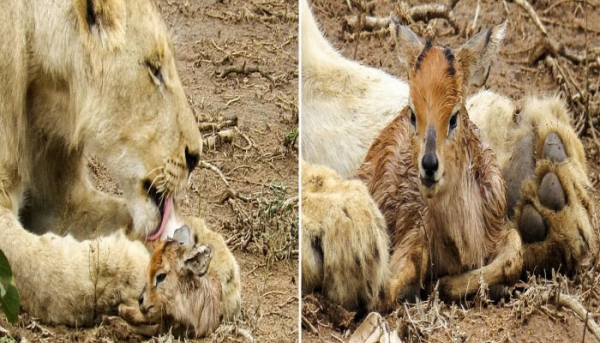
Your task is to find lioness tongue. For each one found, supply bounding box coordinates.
[147,196,173,241]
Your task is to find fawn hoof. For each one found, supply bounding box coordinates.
[542,133,567,163]
[519,204,547,243]
[488,284,508,302]
[398,283,422,303]
[504,133,536,218]
[538,172,566,212]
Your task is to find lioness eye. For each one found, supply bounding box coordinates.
[155,273,167,287]
[147,62,164,84]
[449,112,458,131]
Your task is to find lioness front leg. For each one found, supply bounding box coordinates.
[64,180,133,238]
[437,228,522,301]
[505,98,598,276]
[301,162,390,313]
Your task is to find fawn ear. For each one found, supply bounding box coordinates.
[173,225,192,246]
[390,17,424,74]
[184,245,213,276]
[457,21,506,87]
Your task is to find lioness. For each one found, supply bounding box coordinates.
[0,0,201,323]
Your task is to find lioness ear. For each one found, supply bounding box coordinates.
[75,0,126,50]
[173,225,192,246]
[390,17,424,76]
[456,21,506,88]
[184,245,213,276]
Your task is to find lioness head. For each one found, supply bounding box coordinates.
[66,0,201,239]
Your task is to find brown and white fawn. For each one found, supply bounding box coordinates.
[357,21,523,303]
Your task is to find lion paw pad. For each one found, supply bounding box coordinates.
[519,204,547,243]
[538,172,566,212]
[542,132,566,163]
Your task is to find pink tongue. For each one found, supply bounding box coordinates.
[147,196,173,241]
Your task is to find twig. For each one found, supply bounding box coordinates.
[467,0,481,37]
[237,328,256,343]
[528,38,597,66]
[539,291,600,341]
[506,0,547,35]
[330,334,345,343]
[302,314,318,334]
[344,2,459,33]
[223,96,241,110]
[233,127,256,151]
[199,161,230,188]
[543,0,598,14]
[198,119,237,132]
[217,61,275,86]
[199,160,250,203]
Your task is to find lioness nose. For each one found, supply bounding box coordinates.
[185,146,199,174]
[422,153,438,178]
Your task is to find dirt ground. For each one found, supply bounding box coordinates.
[302,0,600,342]
[0,0,298,342]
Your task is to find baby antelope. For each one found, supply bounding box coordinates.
[357,21,522,303]
[120,221,240,338]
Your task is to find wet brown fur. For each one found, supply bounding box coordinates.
[356,23,523,303]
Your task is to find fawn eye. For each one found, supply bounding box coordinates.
[409,108,416,128]
[155,273,167,287]
[449,112,458,131]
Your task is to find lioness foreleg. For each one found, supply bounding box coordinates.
[301,162,390,312]
[505,98,598,276]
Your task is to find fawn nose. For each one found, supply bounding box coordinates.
[421,153,438,178]
[185,146,200,175]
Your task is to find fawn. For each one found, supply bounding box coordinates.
[357,21,523,303]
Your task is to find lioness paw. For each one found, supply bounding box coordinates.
[301,162,390,313]
[507,98,597,276]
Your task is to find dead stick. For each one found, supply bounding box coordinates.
[542,292,600,341]
[507,0,547,35]
[199,161,230,188]
[302,314,318,334]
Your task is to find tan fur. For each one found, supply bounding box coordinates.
[0,0,202,324]
[469,93,598,275]
[301,161,389,311]
[0,209,148,326]
[356,23,523,302]
[0,207,240,332]
[300,0,409,178]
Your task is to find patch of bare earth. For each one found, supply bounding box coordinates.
[302,0,600,342]
[0,0,298,342]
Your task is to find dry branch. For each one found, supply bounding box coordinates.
[217,61,275,85]
[343,1,460,33]
[528,37,598,66]
[198,119,237,132]
[541,292,600,341]
[302,315,318,334]
[506,0,547,35]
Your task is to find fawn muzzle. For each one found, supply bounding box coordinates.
[421,125,439,187]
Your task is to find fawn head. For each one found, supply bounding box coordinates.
[392,20,506,198]
[138,225,213,321]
